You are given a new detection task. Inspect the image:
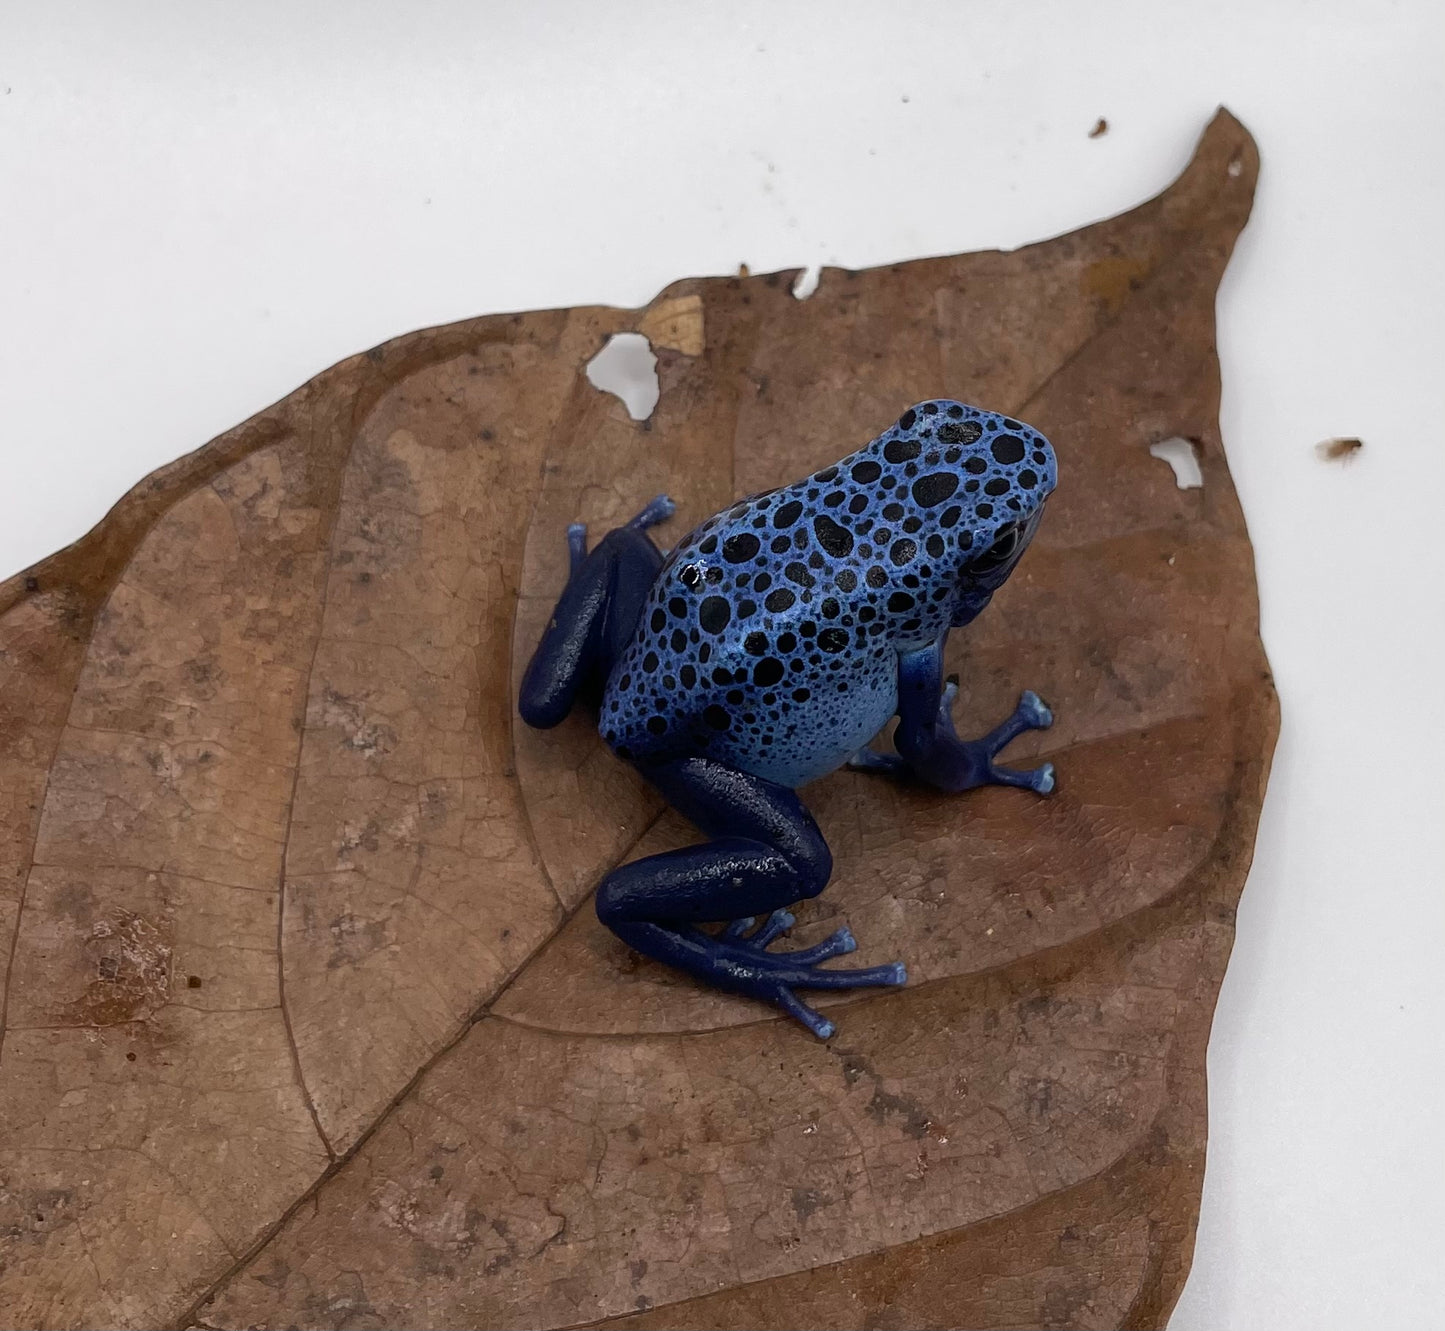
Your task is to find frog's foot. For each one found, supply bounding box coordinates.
[679,914,904,1037]
[646,919,906,1039]
[866,679,1057,794]
[954,682,1056,794]
[711,927,907,1039]
[626,493,676,531]
[849,685,1057,791]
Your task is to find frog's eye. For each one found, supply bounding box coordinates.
[966,522,1020,574]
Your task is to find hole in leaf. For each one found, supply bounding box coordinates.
[792,264,821,300]
[1149,436,1203,489]
[586,333,659,421]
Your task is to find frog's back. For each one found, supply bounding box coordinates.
[601,401,1056,786]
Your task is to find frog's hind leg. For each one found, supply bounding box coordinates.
[596,756,907,1039]
[519,495,674,730]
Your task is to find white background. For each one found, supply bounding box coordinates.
[2,3,1442,1326]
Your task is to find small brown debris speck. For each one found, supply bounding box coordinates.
[1316,436,1363,462]
[1089,118,1109,138]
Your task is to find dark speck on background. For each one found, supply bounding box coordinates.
[1315,436,1363,462]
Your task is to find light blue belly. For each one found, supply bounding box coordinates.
[717,671,899,788]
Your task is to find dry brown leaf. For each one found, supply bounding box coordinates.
[0,109,1275,1330]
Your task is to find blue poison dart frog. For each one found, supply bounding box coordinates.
[520,400,1058,1038]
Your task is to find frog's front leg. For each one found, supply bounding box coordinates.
[850,638,1056,794]
[596,756,907,1039]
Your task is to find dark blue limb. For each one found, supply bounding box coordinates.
[849,637,1057,794]
[596,756,907,1039]
[518,496,674,730]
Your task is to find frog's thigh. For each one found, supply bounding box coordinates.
[596,756,832,926]
[518,525,662,729]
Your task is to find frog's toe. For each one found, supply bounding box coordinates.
[1017,689,1053,729]
[627,494,676,530]
[566,522,588,571]
[788,958,908,990]
[786,926,857,966]
[722,915,757,940]
[753,909,797,947]
[988,760,1056,795]
[847,747,905,774]
[774,989,836,1040]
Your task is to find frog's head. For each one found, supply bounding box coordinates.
[862,400,1056,629]
[938,404,1056,624]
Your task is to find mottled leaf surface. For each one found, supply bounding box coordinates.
[0,111,1275,1330]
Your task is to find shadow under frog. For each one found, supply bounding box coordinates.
[520,400,1057,1038]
